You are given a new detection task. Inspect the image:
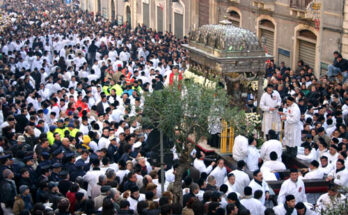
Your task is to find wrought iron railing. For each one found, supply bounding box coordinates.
[290,0,313,10]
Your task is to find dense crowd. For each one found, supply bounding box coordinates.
[0,0,347,215]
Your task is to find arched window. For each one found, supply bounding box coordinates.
[297,30,317,69]
[227,10,240,27]
[259,19,275,55]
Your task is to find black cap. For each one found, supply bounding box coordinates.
[23,155,33,162]
[0,154,11,161]
[59,171,68,177]
[53,148,63,156]
[41,152,50,159]
[52,163,62,168]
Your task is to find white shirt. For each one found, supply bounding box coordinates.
[224,181,239,195]
[231,169,250,195]
[273,204,297,215]
[127,194,145,211]
[246,145,260,171]
[323,152,338,165]
[328,168,348,188]
[82,169,104,197]
[232,135,248,161]
[283,103,302,147]
[193,159,213,174]
[319,163,334,176]
[98,137,110,150]
[209,166,227,187]
[240,197,265,215]
[260,91,282,133]
[260,139,283,161]
[301,168,324,180]
[277,178,307,204]
[261,160,286,172]
[249,179,270,205]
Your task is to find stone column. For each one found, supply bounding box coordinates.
[342,1,348,58]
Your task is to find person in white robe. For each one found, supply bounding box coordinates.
[260,84,282,137]
[209,159,227,188]
[316,185,346,213]
[248,170,270,205]
[193,151,215,174]
[240,186,265,215]
[319,156,334,176]
[232,135,248,161]
[82,162,104,197]
[278,169,307,204]
[323,145,339,165]
[261,151,286,173]
[231,161,250,195]
[260,130,283,162]
[245,137,260,172]
[297,145,316,162]
[326,159,348,188]
[224,173,239,195]
[274,195,297,215]
[295,202,317,215]
[127,187,145,211]
[280,96,302,157]
[300,160,324,180]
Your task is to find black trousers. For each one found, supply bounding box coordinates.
[208,133,220,148]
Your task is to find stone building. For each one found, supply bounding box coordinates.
[213,0,346,77]
[80,0,348,77]
[79,0,201,40]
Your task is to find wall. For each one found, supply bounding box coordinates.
[215,0,344,76]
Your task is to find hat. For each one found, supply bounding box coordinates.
[64,152,74,159]
[59,171,68,177]
[48,181,58,189]
[53,148,63,156]
[68,123,74,128]
[17,135,25,142]
[83,135,91,144]
[49,125,57,131]
[19,185,29,194]
[52,163,62,168]
[41,152,50,159]
[57,119,64,123]
[23,155,33,162]
[0,154,12,162]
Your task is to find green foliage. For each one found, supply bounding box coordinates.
[142,79,248,158]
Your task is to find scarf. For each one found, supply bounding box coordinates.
[284,203,294,215]
[255,179,263,186]
[336,167,345,173]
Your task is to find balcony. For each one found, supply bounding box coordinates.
[253,0,276,12]
[289,0,314,19]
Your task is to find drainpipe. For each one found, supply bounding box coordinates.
[317,0,324,77]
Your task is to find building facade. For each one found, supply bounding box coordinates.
[212,0,345,77]
[80,0,205,39]
[80,0,348,77]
